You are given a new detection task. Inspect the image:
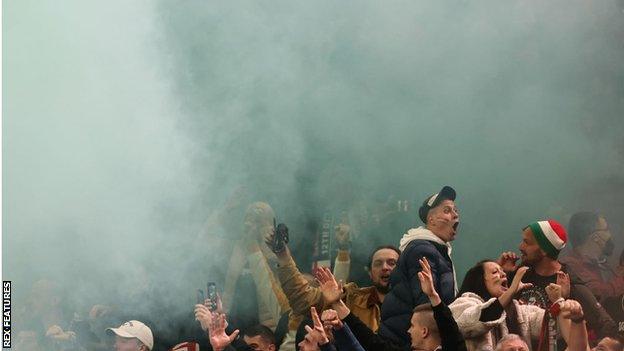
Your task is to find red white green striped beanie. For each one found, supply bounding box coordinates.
[527,219,567,259]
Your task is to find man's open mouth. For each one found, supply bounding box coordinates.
[452,222,459,233]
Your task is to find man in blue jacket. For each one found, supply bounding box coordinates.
[379,186,459,347]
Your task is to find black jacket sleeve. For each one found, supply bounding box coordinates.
[432,302,467,351]
[320,342,338,351]
[343,313,408,351]
[333,324,366,351]
[479,299,504,322]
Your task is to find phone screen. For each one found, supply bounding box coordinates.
[207,282,217,311]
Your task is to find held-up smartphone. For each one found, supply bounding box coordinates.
[196,289,205,305]
[207,282,217,311]
[272,218,289,253]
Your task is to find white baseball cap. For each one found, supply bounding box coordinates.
[107,320,154,350]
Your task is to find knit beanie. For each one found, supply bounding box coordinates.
[526,219,567,259]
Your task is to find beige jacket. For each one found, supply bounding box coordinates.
[277,253,381,332]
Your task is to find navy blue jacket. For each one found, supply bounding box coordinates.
[379,239,456,346]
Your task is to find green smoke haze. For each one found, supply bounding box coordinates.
[3,0,624,344]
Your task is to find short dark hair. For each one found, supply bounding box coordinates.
[412,303,433,313]
[568,212,600,248]
[243,324,276,346]
[457,260,494,300]
[367,245,401,270]
[411,303,438,336]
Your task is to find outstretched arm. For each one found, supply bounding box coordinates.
[266,230,326,316]
[333,223,351,283]
[419,258,467,351]
[557,299,589,351]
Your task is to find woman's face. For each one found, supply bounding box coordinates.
[483,262,508,298]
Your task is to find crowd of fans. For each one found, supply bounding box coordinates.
[12,185,624,351]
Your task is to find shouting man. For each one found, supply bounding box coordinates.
[379,185,460,346]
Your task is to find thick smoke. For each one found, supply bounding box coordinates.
[3,0,624,347]
[154,0,624,270]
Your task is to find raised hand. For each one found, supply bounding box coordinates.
[509,266,533,293]
[558,299,587,351]
[315,266,343,305]
[559,299,584,321]
[208,313,239,351]
[335,224,351,250]
[545,283,563,304]
[88,304,111,320]
[262,224,290,258]
[498,265,532,308]
[417,258,441,306]
[303,307,330,345]
[497,251,520,272]
[45,325,76,342]
[321,309,344,330]
[556,271,570,299]
[195,304,214,332]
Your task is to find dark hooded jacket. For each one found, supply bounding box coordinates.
[379,227,456,346]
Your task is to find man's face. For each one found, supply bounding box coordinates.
[593,337,622,351]
[498,338,529,351]
[244,335,275,351]
[519,228,546,266]
[593,217,614,257]
[113,336,144,351]
[408,313,425,350]
[369,248,399,293]
[427,199,459,242]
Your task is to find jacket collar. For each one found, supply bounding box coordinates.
[399,226,452,255]
[366,287,381,307]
